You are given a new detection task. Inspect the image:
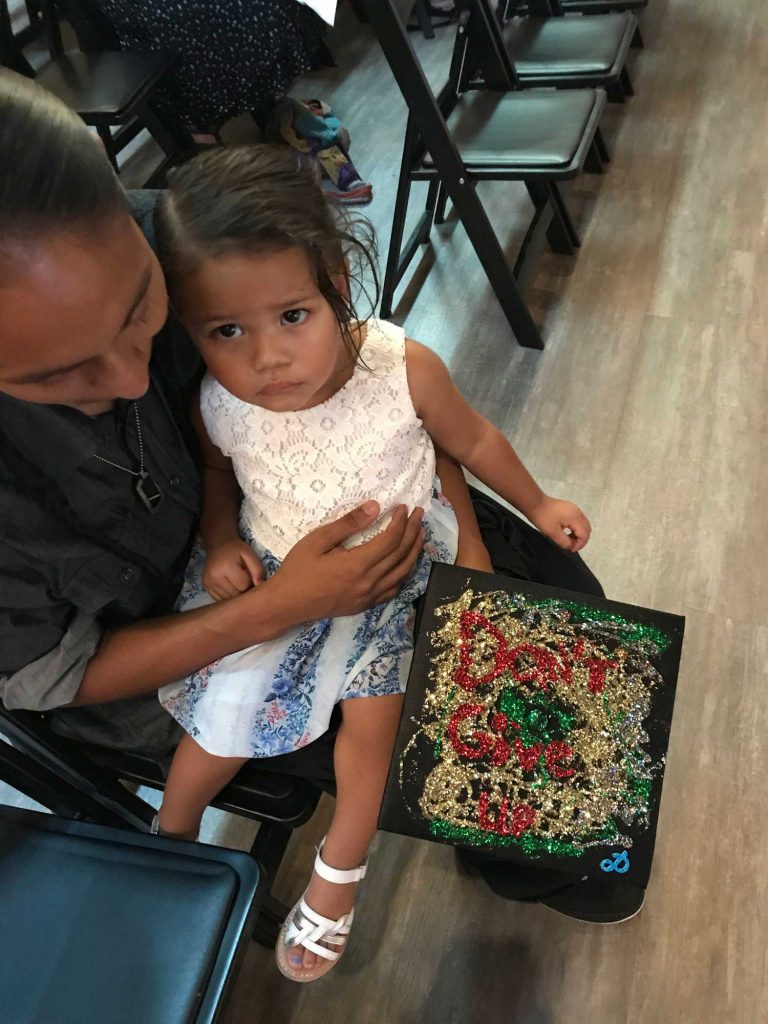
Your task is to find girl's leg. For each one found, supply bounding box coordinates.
[287,692,404,970]
[158,732,248,840]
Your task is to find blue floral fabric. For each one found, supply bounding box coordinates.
[159,485,458,758]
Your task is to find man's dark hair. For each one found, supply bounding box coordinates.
[0,69,127,247]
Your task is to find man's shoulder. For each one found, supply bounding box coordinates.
[126,190,162,253]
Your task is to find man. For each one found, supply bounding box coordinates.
[0,71,640,921]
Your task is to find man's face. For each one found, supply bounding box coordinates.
[0,214,168,415]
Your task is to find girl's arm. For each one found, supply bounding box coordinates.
[433,446,494,572]
[408,341,590,552]
[191,398,264,599]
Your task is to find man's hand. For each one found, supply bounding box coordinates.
[273,501,425,620]
[527,496,591,552]
[203,539,265,600]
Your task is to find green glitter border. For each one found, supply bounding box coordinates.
[424,593,666,855]
[430,818,620,858]
[526,597,671,651]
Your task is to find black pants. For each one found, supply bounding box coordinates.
[254,489,609,901]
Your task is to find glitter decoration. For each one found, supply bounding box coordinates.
[391,575,683,869]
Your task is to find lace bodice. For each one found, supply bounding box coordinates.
[200,319,436,559]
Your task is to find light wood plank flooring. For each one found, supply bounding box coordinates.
[3,0,766,1020]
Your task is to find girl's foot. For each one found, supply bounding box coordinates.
[276,839,367,983]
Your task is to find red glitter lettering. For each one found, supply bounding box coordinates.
[514,738,544,772]
[455,611,511,691]
[584,657,617,694]
[544,740,576,778]
[510,803,537,837]
[489,712,511,766]
[508,642,562,690]
[478,791,511,835]
[446,703,493,760]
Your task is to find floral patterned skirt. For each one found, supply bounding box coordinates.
[159,489,458,758]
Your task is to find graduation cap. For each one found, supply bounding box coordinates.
[379,564,685,888]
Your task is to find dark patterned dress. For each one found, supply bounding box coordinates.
[97,0,325,129]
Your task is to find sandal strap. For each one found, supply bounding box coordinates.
[314,838,368,885]
[284,897,355,962]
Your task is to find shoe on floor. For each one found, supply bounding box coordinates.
[538,878,646,923]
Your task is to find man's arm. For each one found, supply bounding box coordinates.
[72,501,424,705]
[1,501,424,711]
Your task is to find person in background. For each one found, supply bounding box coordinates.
[93,0,326,140]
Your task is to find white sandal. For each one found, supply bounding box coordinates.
[275,838,368,983]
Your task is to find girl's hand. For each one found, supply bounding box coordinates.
[455,540,495,574]
[203,539,265,600]
[527,497,591,552]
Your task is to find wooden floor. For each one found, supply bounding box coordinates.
[3,0,767,1020]
[223,2,768,1021]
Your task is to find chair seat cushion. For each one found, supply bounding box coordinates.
[560,0,647,10]
[425,89,601,170]
[36,51,175,120]
[506,12,635,75]
[0,813,243,1024]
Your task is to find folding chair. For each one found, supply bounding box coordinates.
[0,703,322,946]
[555,0,647,48]
[486,0,637,102]
[363,0,606,348]
[0,804,261,1024]
[0,0,195,184]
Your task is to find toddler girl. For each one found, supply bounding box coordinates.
[155,146,591,982]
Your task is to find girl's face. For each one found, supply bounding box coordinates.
[174,247,353,412]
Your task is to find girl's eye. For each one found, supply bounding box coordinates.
[215,323,244,340]
[281,309,308,326]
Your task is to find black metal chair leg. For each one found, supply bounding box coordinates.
[95,125,119,173]
[585,141,605,174]
[454,180,544,346]
[547,181,580,250]
[620,65,634,96]
[423,177,442,232]
[595,126,610,164]
[606,80,627,104]
[381,131,418,318]
[141,101,197,161]
[433,180,450,224]
[253,891,290,947]
[415,0,435,38]
[380,177,414,317]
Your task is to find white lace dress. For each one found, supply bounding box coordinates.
[159,320,458,757]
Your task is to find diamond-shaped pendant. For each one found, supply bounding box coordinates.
[136,470,164,513]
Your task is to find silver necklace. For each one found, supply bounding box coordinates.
[93,402,164,513]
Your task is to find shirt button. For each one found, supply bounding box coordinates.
[120,567,136,583]
[169,476,180,487]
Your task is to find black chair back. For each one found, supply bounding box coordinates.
[56,0,122,50]
[0,0,35,73]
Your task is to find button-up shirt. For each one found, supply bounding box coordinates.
[0,193,202,752]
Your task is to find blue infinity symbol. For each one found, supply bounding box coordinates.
[600,851,630,874]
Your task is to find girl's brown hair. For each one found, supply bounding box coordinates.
[156,145,379,361]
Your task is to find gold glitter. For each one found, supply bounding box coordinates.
[400,589,664,855]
